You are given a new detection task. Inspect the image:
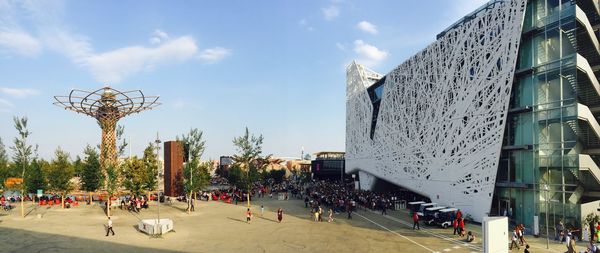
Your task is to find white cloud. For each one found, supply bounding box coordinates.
[173,99,185,109]
[357,21,378,34]
[353,40,388,67]
[0,87,40,98]
[85,36,199,83]
[0,29,42,57]
[0,98,13,112]
[0,1,231,83]
[149,29,169,45]
[322,5,340,20]
[43,29,92,64]
[198,47,231,63]
[335,42,346,51]
[298,19,315,32]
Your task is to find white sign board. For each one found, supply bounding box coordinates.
[482,216,508,253]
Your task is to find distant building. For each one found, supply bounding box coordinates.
[164,141,184,196]
[311,152,345,180]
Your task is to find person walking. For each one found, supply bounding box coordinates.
[260,205,264,217]
[246,208,252,223]
[453,218,459,235]
[596,222,600,243]
[566,233,576,253]
[318,206,323,222]
[509,229,520,250]
[277,208,283,223]
[105,217,115,236]
[413,212,420,230]
[328,208,334,223]
[518,224,527,246]
[347,206,352,220]
[556,220,564,241]
[459,218,465,237]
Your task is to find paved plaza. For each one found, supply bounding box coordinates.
[0,198,589,252]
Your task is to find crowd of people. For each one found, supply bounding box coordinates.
[303,180,407,216]
[118,195,149,213]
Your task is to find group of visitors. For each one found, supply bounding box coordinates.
[509,224,528,250]
[119,195,148,213]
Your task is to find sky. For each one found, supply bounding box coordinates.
[0,0,488,161]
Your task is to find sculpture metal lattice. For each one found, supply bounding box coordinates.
[346,0,526,222]
[54,86,160,167]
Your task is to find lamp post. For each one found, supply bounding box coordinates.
[21,161,25,218]
[154,133,161,235]
[544,184,549,249]
[186,142,193,214]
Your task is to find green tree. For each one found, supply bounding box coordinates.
[11,116,33,217]
[80,145,103,201]
[269,169,286,183]
[227,164,244,189]
[73,155,84,177]
[25,158,46,194]
[232,127,270,207]
[142,143,159,193]
[105,164,119,216]
[0,137,10,189]
[177,128,208,213]
[121,156,147,196]
[47,148,75,209]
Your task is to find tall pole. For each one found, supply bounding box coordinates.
[155,133,161,233]
[188,142,192,214]
[21,161,25,218]
[544,184,549,249]
[247,162,250,208]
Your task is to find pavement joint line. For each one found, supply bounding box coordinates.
[528,244,562,253]
[364,209,482,251]
[354,212,438,253]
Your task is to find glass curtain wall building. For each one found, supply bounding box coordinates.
[495,0,600,231]
[346,0,600,233]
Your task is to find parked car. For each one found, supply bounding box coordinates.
[423,206,446,225]
[417,202,437,216]
[407,201,426,213]
[435,208,458,228]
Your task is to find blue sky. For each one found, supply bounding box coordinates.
[0,0,487,161]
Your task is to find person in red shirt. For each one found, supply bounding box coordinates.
[413,212,420,230]
[459,218,466,237]
[453,218,459,235]
[456,209,462,220]
[246,208,252,223]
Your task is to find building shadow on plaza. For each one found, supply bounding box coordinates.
[0,227,185,253]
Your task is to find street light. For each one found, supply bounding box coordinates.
[544,184,549,249]
[154,133,162,236]
[184,142,193,214]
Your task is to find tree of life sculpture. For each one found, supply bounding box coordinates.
[54,86,160,167]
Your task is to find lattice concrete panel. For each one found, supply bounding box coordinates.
[346,0,526,222]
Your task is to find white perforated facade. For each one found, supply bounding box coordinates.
[346,0,527,222]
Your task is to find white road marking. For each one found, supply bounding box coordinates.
[354,212,438,252]
[365,209,482,251]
